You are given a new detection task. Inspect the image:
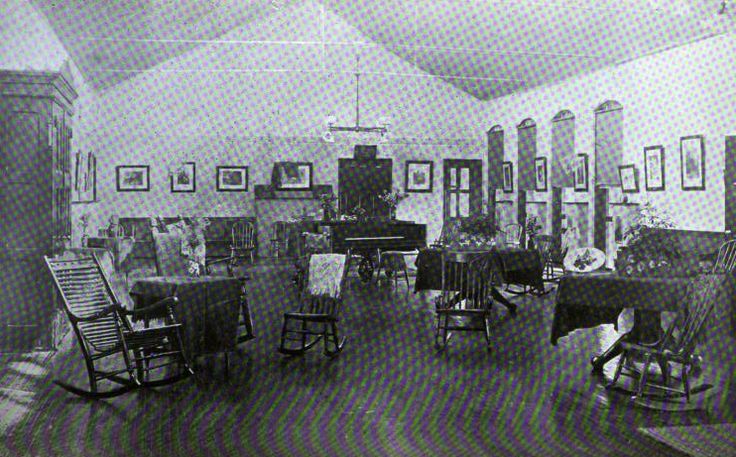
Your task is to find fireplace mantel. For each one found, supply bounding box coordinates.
[254,184,332,200]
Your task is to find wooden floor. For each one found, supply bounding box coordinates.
[1,261,735,457]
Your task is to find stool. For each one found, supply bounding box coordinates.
[376,249,411,288]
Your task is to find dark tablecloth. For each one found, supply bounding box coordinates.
[549,272,735,345]
[414,247,545,293]
[129,276,241,359]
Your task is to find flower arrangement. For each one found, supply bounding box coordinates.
[378,188,406,211]
[78,212,91,244]
[525,215,542,240]
[617,202,682,277]
[318,192,336,220]
[168,216,210,276]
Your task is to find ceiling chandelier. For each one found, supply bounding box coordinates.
[322,55,390,143]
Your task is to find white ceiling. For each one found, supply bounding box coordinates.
[31,0,735,99]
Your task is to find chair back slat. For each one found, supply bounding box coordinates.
[45,253,124,353]
[714,239,736,273]
[667,274,723,356]
[232,221,255,250]
[438,250,495,311]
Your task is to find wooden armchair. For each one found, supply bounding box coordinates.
[45,251,193,399]
[607,273,724,404]
[231,221,256,265]
[279,253,349,357]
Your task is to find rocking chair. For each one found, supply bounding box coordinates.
[607,273,724,404]
[279,253,349,357]
[45,251,193,399]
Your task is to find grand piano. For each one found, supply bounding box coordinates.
[319,220,427,281]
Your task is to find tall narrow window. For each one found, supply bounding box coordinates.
[550,110,575,188]
[487,125,504,221]
[594,100,623,187]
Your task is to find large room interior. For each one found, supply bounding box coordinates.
[1,1,736,456]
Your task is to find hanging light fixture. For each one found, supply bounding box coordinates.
[323,55,390,142]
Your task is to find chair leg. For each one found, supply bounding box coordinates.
[607,350,627,389]
[634,353,653,401]
[683,364,691,402]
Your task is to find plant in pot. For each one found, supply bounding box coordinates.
[447,213,495,248]
[616,202,685,277]
[378,188,406,220]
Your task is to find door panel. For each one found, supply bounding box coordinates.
[443,159,482,225]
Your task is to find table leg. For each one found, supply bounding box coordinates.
[590,331,631,372]
[490,287,517,316]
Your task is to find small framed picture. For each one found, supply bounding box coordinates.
[680,135,705,191]
[534,157,547,192]
[217,166,249,192]
[502,161,514,193]
[171,162,196,193]
[116,165,149,192]
[644,145,665,191]
[275,162,312,190]
[618,164,639,193]
[574,154,588,192]
[405,160,433,193]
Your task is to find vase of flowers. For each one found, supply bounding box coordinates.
[525,215,542,249]
[78,212,90,247]
[318,193,336,222]
[617,202,681,277]
[378,188,406,220]
[169,216,210,277]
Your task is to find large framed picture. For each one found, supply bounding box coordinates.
[275,161,312,190]
[534,157,547,192]
[502,161,514,193]
[404,160,433,193]
[217,166,249,192]
[171,162,196,193]
[644,145,665,191]
[574,154,588,192]
[618,164,639,193]
[116,165,149,192]
[680,135,705,191]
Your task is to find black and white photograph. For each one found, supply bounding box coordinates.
[216,166,249,192]
[3,2,736,457]
[644,145,665,191]
[170,161,196,193]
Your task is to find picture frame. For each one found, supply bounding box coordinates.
[116,165,149,192]
[216,166,249,192]
[534,157,547,192]
[502,161,514,193]
[404,160,433,193]
[574,154,588,192]
[680,135,705,191]
[275,161,312,190]
[644,145,665,191]
[618,164,639,193]
[75,152,97,202]
[171,162,196,193]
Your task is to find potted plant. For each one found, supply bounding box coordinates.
[524,215,542,249]
[378,188,406,220]
[318,193,336,222]
[617,202,683,276]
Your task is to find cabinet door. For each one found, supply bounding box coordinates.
[338,158,392,217]
[0,109,50,349]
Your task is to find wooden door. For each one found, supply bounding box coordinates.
[443,159,482,224]
[726,136,736,234]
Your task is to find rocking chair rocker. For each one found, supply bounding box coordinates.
[45,251,193,399]
[279,253,349,357]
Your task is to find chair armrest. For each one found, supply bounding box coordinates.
[74,304,121,322]
[123,296,179,318]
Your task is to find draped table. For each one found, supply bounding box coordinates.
[129,276,241,360]
[550,271,734,371]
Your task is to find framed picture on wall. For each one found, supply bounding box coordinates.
[405,160,433,193]
[644,145,665,191]
[216,166,249,192]
[275,162,312,190]
[502,161,514,193]
[680,135,705,190]
[534,157,547,192]
[116,165,149,192]
[618,164,639,193]
[574,154,588,192]
[171,162,196,193]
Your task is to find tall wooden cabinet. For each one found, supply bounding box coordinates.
[338,158,393,218]
[0,70,77,350]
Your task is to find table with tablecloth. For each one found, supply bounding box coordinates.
[129,276,241,360]
[550,271,734,370]
[414,247,545,293]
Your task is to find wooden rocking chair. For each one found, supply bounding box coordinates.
[279,253,349,357]
[45,251,193,399]
[607,273,724,404]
